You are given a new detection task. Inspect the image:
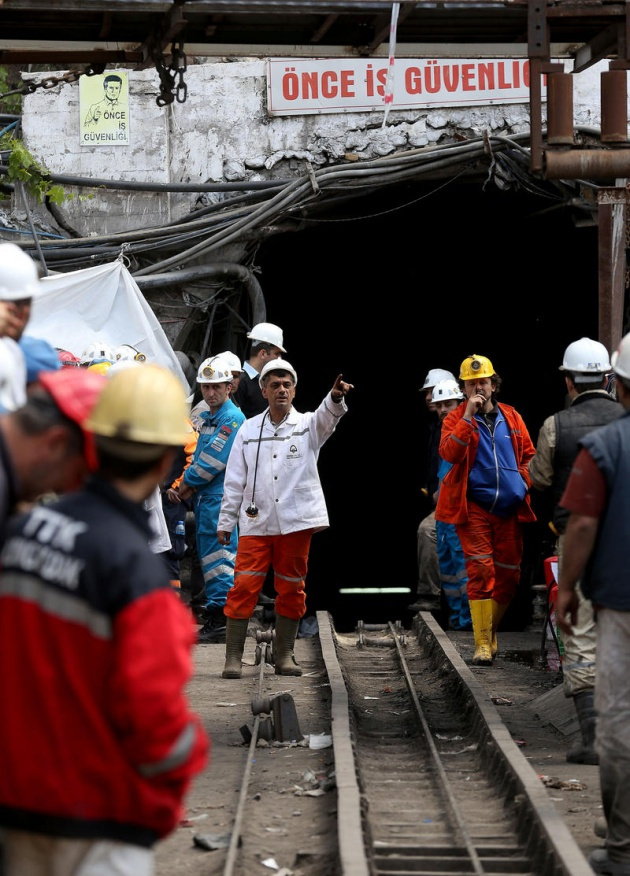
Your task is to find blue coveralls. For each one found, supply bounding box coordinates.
[183,398,245,610]
[436,457,472,630]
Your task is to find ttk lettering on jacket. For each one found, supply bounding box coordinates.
[3,507,87,589]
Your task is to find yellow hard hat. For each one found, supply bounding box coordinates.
[459,354,495,381]
[87,361,112,376]
[85,363,189,447]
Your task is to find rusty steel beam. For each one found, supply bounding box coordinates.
[597,186,628,353]
[545,150,630,179]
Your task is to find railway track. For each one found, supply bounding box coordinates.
[218,611,594,876]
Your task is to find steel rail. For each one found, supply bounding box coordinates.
[388,620,486,875]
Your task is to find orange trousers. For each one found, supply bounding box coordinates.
[455,502,523,604]
[224,530,314,621]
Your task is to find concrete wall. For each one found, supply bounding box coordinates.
[21,59,607,238]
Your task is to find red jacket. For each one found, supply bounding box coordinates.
[435,401,537,526]
[0,478,209,847]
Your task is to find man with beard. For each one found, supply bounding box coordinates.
[436,354,536,665]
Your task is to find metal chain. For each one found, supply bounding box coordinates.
[0,48,187,108]
[0,64,106,101]
[155,41,188,107]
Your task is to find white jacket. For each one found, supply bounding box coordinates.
[218,393,347,536]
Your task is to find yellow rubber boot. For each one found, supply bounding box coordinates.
[470,599,493,666]
[274,615,302,676]
[222,618,249,679]
[491,599,508,658]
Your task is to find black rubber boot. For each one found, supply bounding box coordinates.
[274,614,302,676]
[222,618,250,678]
[197,607,227,644]
[566,689,599,765]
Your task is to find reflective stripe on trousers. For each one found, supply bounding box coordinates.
[224,530,313,621]
[194,491,237,609]
[455,502,522,602]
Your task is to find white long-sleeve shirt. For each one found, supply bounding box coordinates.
[218,392,347,536]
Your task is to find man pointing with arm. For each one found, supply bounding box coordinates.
[217,361,353,679]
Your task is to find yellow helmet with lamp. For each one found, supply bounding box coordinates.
[459,354,496,381]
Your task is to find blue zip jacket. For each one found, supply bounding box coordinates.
[184,398,245,496]
[467,408,528,517]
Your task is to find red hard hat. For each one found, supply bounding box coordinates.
[56,348,81,367]
[37,369,108,470]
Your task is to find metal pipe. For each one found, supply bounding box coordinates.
[545,149,630,180]
[601,69,628,143]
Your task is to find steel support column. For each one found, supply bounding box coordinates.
[597,185,628,353]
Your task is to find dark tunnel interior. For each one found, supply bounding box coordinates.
[253,176,601,633]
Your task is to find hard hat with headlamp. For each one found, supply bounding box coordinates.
[115,343,147,363]
[0,242,42,301]
[459,355,496,381]
[196,355,234,385]
[559,338,610,374]
[422,368,455,391]
[432,378,463,403]
[247,322,286,352]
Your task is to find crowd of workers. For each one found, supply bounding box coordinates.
[0,236,629,875]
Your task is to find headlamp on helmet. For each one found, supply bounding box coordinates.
[196,355,234,384]
[459,355,495,381]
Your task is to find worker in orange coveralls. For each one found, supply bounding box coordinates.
[436,354,536,667]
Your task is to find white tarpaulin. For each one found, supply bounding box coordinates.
[28,257,189,391]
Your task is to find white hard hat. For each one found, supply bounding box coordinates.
[196,354,234,384]
[421,368,456,391]
[611,333,630,380]
[115,343,147,363]
[80,341,116,365]
[559,338,611,374]
[431,378,464,403]
[247,322,286,353]
[259,358,298,387]
[0,242,42,301]
[218,350,242,373]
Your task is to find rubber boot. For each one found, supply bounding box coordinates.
[490,599,508,658]
[470,599,493,666]
[221,618,249,679]
[274,614,302,676]
[566,689,599,765]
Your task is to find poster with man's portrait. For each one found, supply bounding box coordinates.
[80,72,130,145]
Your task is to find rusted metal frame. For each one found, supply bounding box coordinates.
[574,23,623,72]
[0,50,141,64]
[528,0,550,173]
[545,4,626,21]
[598,186,628,353]
[137,1,188,70]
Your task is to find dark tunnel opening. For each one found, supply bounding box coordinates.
[254,176,600,632]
